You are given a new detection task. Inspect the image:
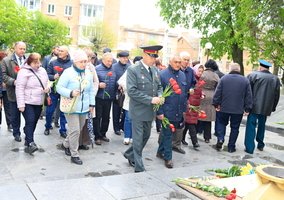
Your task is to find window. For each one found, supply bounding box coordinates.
[65,6,72,16]
[20,0,39,10]
[48,4,55,15]
[82,4,103,18]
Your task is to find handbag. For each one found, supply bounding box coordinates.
[116,89,125,107]
[29,69,51,106]
[60,96,78,114]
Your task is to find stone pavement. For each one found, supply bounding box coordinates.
[0,96,283,200]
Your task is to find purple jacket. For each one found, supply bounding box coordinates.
[16,64,49,108]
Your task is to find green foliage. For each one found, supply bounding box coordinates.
[0,0,32,47]
[27,11,71,56]
[0,0,70,56]
[85,21,116,53]
[157,0,284,75]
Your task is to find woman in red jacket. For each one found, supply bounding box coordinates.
[182,64,205,148]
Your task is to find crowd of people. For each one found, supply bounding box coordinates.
[0,42,281,171]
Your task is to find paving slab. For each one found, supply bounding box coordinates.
[0,184,35,200]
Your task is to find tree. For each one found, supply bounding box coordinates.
[0,0,32,47]
[82,21,116,53]
[28,11,71,56]
[157,0,284,75]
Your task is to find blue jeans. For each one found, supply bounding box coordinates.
[217,112,243,150]
[45,93,67,134]
[10,101,22,137]
[22,104,42,144]
[124,110,132,138]
[157,126,173,161]
[245,113,267,153]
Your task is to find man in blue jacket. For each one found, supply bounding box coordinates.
[156,54,187,168]
[213,63,252,153]
[44,45,73,138]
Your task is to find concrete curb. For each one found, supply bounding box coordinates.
[241,119,284,134]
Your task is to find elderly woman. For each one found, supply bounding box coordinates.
[198,59,219,143]
[56,49,95,165]
[16,53,49,154]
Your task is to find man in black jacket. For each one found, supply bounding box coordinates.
[244,59,280,154]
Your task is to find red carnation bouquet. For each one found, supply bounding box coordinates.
[189,105,207,119]
[103,71,113,99]
[161,116,176,133]
[53,66,64,93]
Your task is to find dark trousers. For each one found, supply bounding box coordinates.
[45,93,67,134]
[214,111,222,135]
[1,91,12,127]
[217,112,243,150]
[93,98,112,140]
[245,113,267,153]
[198,121,211,140]
[112,101,125,132]
[124,120,152,172]
[182,123,198,145]
[155,118,162,131]
[22,104,42,145]
[10,101,22,137]
[157,126,173,161]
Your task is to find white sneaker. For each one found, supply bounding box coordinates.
[129,138,133,143]
[123,138,130,145]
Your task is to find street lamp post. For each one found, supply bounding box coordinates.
[205,42,213,61]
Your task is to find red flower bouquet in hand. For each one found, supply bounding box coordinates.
[169,78,182,95]
[103,71,113,98]
[53,66,64,93]
[161,117,176,133]
[14,66,20,73]
[54,66,63,73]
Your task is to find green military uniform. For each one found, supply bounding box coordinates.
[124,61,162,172]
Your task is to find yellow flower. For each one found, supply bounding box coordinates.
[240,163,254,176]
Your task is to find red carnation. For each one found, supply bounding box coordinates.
[107,71,113,76]
[14,66,20,73]
[175,89,182,95]
[54,66,63,72]
[197,80,206,87]
[198,110,207,119]
[169,78,177,85]
[172,84,180,91]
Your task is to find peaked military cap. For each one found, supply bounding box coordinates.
[117,51,129,57]
[259,59,272,68]
[140,45,163,58]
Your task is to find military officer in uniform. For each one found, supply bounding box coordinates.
[123,45,163,173]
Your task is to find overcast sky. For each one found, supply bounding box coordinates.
[120,0,167,29]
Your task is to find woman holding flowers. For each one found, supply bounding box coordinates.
[56,49,95,165]
[182,64,205,148]
[156,54,187,168]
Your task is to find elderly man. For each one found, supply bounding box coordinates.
[156,54,187,168]
[244,60,280,154]
[44,45,73,138]
[123,45,163,173]
[112,51,130,135]
[213,63,252,153]
[2,41,26,142]
[93,52,117,145]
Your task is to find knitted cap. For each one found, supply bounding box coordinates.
[72,49,88,63]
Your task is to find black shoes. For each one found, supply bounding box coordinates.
[257,147,264,151]
[44,129,50,135]
[78,145,89,150]
[24,142,38,154]
[216,140,223,151]
[60,132,67,138]
[95,139,102,145]
[123,153,135,167]
[165,160,173,168]
[71,157,83,165]
[115,131,121,135]
[54,122,60,128]
[14,135,22,142]
[172,147,186,154]
[182,140,188,145]
[101,136,110,142]
[228,148,236,153]
[193,143,200,148]
[61,144,71,156]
